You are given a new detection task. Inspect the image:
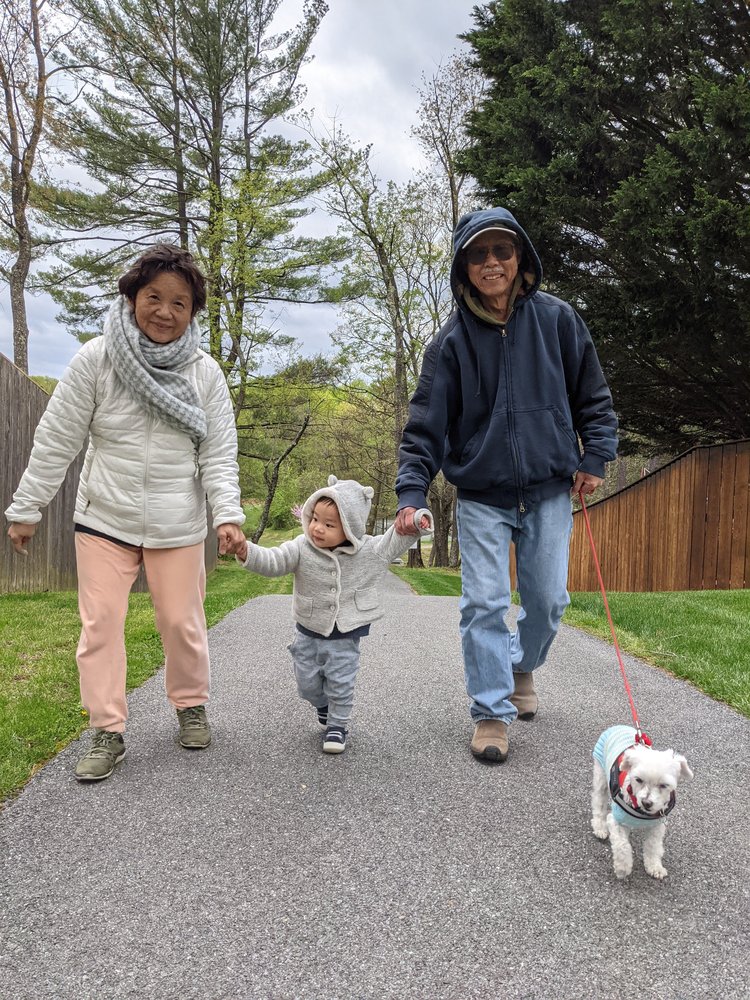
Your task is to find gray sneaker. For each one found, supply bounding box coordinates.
[74,729,126,782]
[177,705,212,748]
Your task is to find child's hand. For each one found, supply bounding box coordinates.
[413,508,433,533]
[236,539,248,562]
[217,523,246,556]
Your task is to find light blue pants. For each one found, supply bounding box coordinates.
[457,493,573,724]
[288,632,361,729]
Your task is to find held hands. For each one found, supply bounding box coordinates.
[572,471,604,497]
[394,507,433,536]
[7,523,36,555]
[216,523,247,557]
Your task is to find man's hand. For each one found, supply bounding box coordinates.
[217,523,247,556]
[394,507,420,536]
[572,471,604,497]
[8,523,36,555]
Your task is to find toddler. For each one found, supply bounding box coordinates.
[237,475,431,753]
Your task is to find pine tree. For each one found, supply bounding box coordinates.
[39,0,342,375]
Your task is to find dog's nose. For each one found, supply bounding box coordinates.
[642,798,653,809]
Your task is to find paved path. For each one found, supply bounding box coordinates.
[1,575,748,999]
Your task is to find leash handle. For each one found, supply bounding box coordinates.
[578,491,647,738]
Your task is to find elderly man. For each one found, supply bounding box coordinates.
[395,207,617,763]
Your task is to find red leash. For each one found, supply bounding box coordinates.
[578,491,651,746]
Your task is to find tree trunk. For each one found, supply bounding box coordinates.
[407,540,424,569]
[3,0,46,373]
[366,477,382,535]
[169,10,189,250]
[428,476,453,567]
[9,246,30,372]
[426,474,456,567]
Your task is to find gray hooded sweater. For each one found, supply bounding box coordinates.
[239,476,431,637]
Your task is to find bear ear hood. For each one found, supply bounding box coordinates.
[301,475,374,551]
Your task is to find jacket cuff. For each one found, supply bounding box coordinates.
[397,489,428,511]
[414,508,434,535]
[4,509,42,525]
[579,453,608,478]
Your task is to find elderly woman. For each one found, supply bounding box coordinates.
[5,245,246,781]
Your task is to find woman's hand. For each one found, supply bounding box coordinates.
[217,523,246,556]
[7,523,36,555]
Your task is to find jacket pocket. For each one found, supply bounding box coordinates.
[445,410,514,490]
[513,406,580,484]
[354,587,378,611]
[294,594,313,619]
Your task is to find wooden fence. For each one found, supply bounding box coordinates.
[566,440,750,592]
[0,353,217,595]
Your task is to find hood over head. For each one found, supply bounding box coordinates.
[450,207,542,314]
[301,475,374,552]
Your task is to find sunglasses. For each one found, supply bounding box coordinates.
[464,242,519,265]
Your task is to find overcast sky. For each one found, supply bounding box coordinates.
[0,0,480,379]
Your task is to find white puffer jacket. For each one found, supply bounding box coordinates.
[5,337,244,548]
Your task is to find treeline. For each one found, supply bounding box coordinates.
[2,1,747,564]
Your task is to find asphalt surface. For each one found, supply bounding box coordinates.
[1,573,748,1000]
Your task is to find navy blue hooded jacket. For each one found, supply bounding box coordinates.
[396,207,618,511]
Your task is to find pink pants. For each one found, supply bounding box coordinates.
[75,533,209,732]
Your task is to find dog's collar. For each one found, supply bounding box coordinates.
[608,750,676,821]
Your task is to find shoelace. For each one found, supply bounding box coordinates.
[179,707,206,729]
[89,733,122,757]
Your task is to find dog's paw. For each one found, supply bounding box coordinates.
[612,855,633,879]
[591,819,609,840]
[645,863,668,880]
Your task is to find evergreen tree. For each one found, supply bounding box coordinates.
[39,0,343,375]
[463,0,750,453]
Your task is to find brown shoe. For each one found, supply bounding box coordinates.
[510,671,538,720]
[470,720,509,762]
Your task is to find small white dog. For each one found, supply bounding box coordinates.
[591,724,693,880]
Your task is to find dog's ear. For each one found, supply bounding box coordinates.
[671,752,693,780]
[620,747,640,772]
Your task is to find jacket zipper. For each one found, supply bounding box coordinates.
[141,415,153,543]
[500,322,526,513]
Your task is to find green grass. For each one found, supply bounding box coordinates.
[564,590,750,716]
[0,558,291,803]
[392,565,462,596]
[392,567,749,717]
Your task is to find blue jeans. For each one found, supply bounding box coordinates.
[456,493,573,724]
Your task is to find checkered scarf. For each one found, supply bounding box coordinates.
[103,295,207,445]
